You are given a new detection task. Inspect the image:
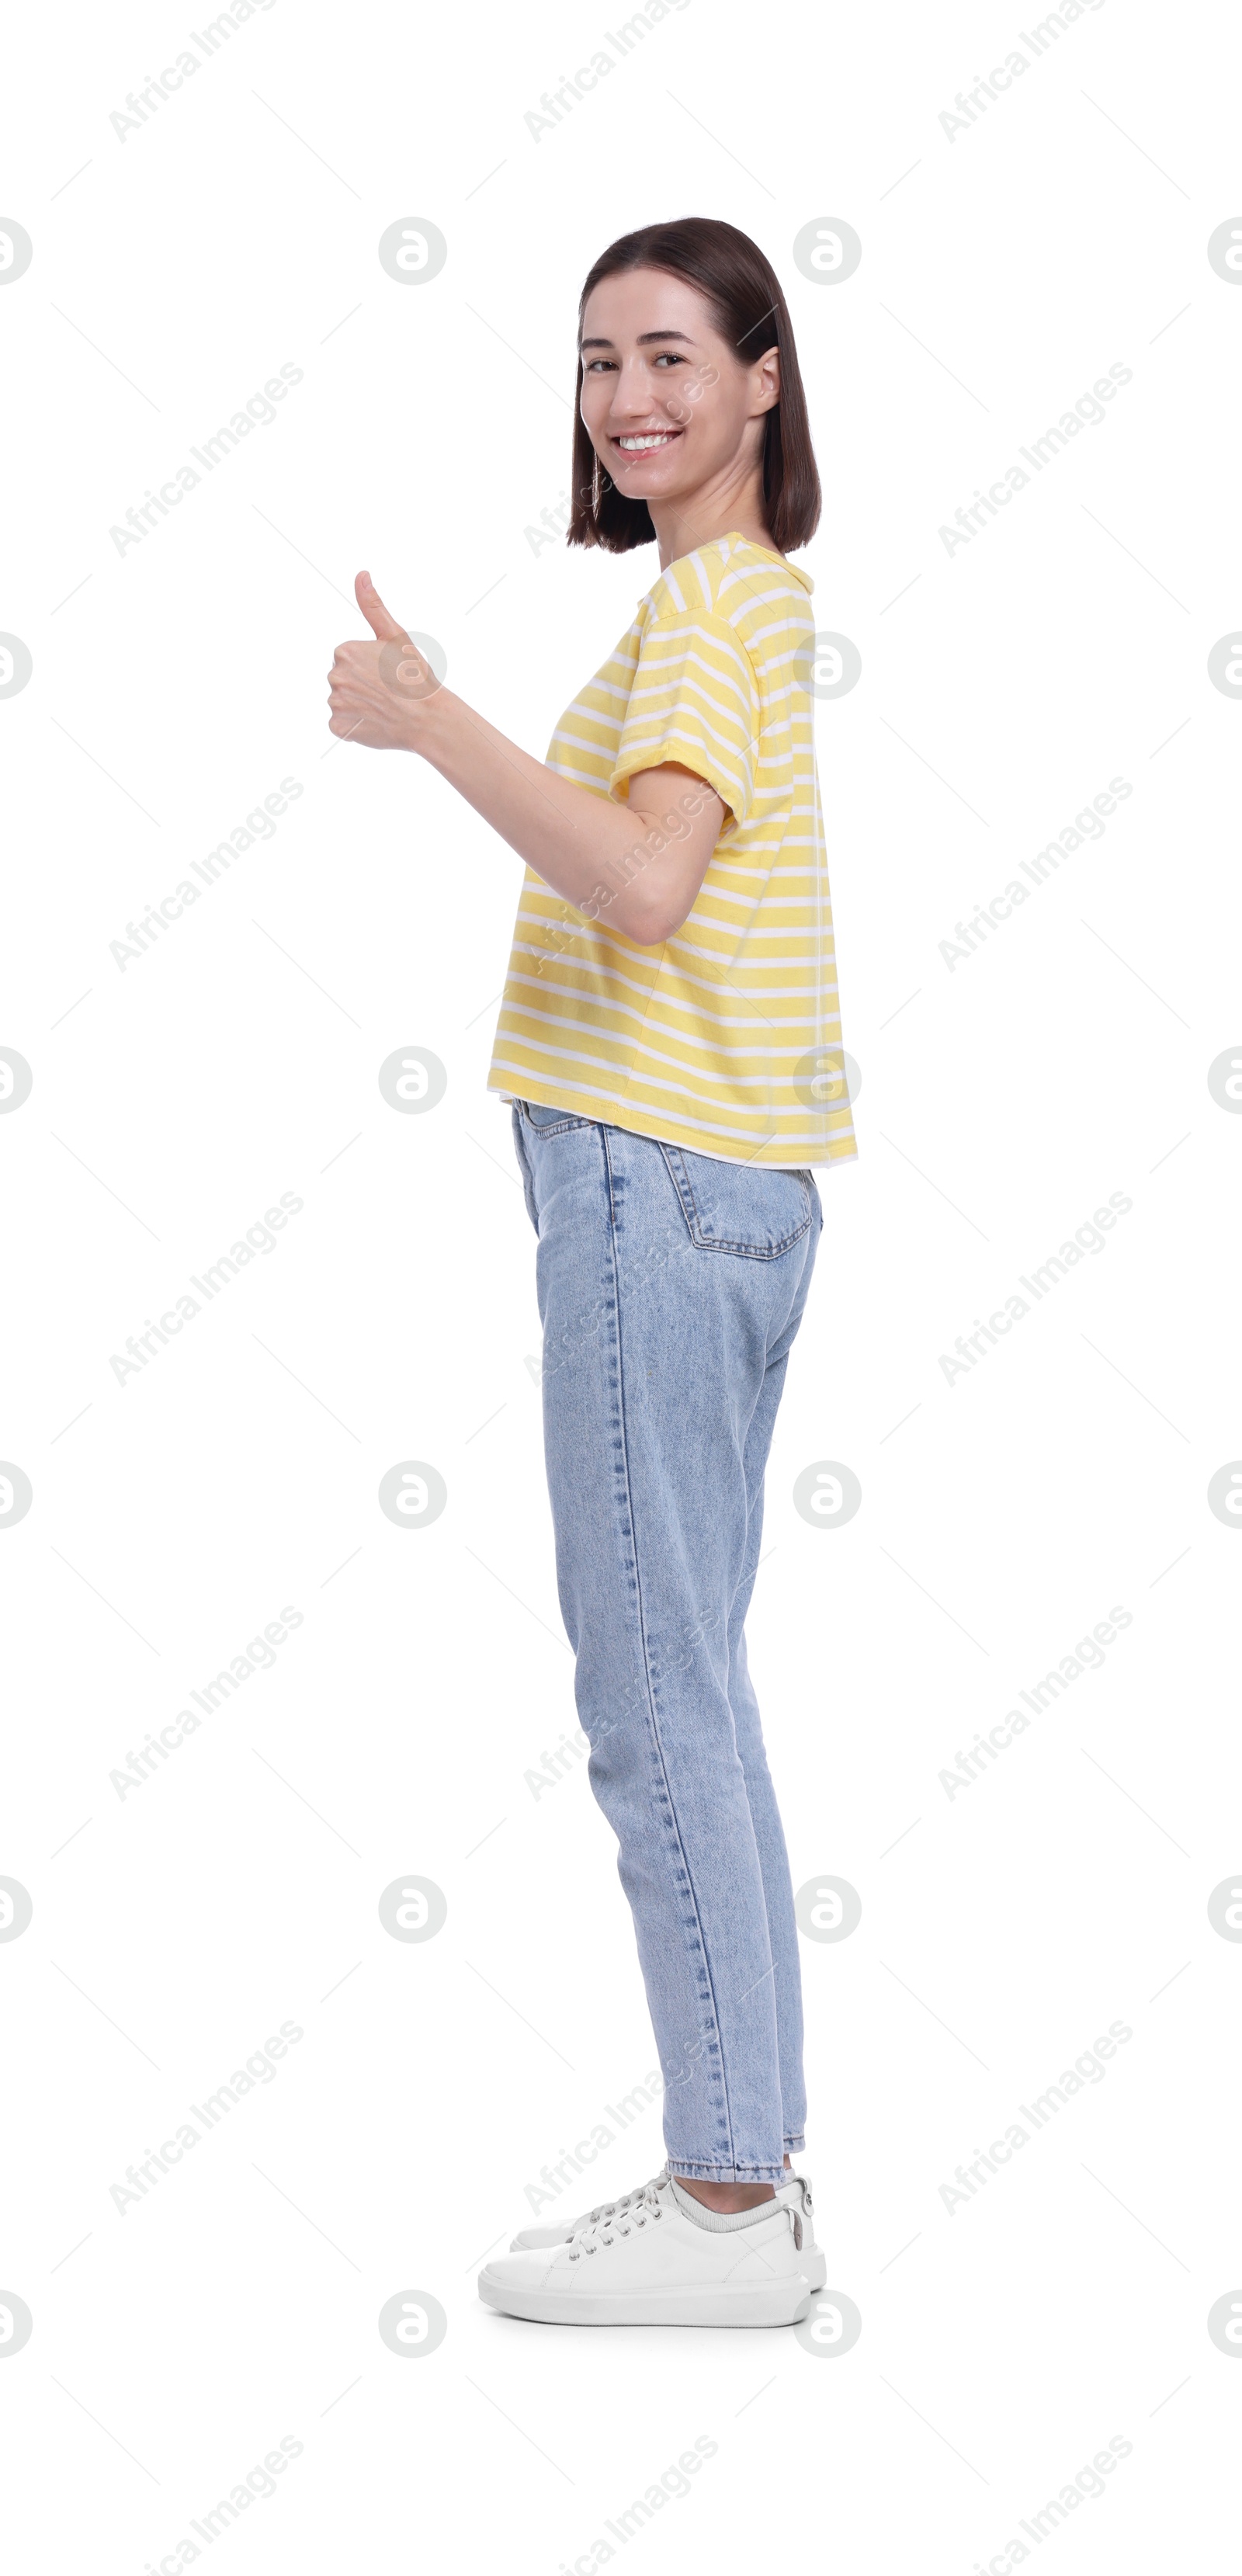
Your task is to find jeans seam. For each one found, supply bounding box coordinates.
[671,2161,786,2182]
[511,1106,540,1236]
[685,1227,812,1262]
[601,1121,737,2179]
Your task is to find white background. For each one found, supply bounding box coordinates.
[2,0,1240,2567]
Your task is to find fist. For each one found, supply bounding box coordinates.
[327,573,440,749]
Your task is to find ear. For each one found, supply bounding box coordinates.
[755,346,781,411]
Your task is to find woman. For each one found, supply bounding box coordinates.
[328,217,857,2325]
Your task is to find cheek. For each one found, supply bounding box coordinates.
[676,388,727,442]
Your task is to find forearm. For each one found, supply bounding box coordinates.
[413,689,714,944]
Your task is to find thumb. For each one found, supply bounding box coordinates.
[356,570,411,645]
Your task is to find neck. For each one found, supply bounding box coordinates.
[648,467,776,570]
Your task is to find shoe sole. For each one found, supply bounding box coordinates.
[478,2268,820,2327]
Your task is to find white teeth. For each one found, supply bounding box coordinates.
[617,432,676,450]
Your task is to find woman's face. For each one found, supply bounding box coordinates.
[578,266,779,523]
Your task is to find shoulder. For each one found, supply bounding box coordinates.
[717,544,815,647]
[640,538,813,645]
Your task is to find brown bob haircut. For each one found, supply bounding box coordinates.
[567,217,820,557]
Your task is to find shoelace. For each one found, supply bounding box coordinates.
[567,2182,665,2257]
[568,2181,808,2258]
[576,2168,668,2231]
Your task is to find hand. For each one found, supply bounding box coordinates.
[327,573,439,750]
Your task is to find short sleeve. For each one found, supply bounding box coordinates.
[609,610,760,832]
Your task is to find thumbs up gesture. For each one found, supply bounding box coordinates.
[327,573,442,750]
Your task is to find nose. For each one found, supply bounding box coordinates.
[607,355,671,422]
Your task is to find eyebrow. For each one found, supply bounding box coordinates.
[579,329,696,350]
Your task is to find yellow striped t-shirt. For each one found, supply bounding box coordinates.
[487,533,857,1168]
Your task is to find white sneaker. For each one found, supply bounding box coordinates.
[480,2172,824,2327]
[510,2167,671,2251]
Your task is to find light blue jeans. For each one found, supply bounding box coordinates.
[512,1101,822,2182]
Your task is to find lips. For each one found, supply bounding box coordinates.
[612,429,684,456]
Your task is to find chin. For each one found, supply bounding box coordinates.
[615,463,691,496]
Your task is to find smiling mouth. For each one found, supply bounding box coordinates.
[612,429,683,453]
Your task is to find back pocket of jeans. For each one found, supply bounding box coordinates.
[658,1144,813,1258]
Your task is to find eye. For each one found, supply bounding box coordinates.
[582,356,616,373]
[653,351,688,366]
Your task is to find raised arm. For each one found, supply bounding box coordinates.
[328,573,726,947]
